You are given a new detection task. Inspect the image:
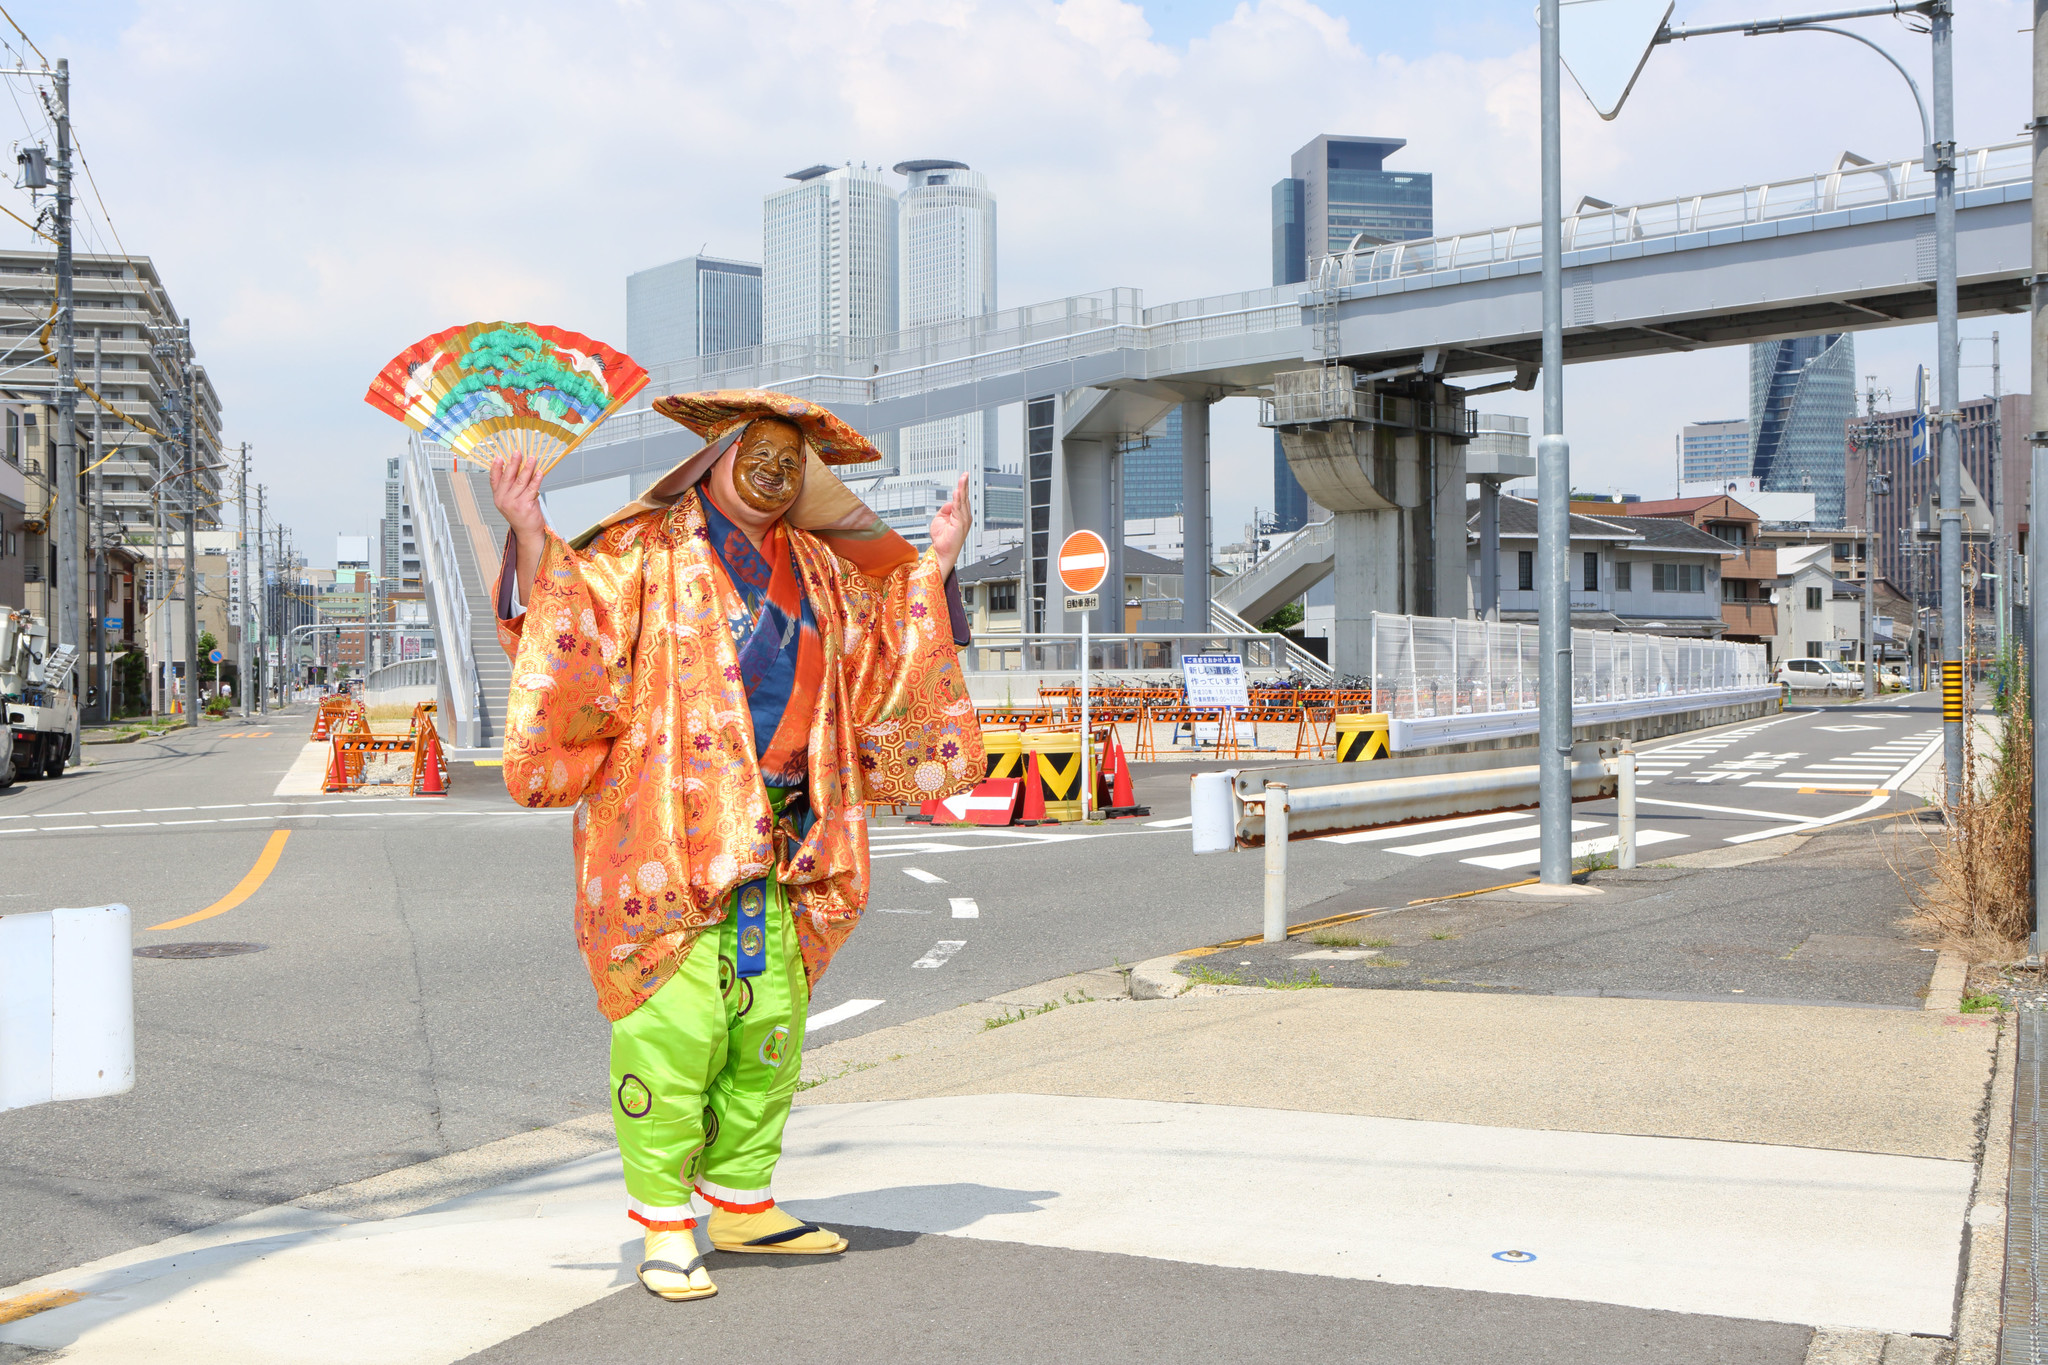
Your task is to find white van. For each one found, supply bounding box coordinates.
[1776,657,1847,693]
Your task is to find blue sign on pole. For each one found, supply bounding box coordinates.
[208,649,223,664]
[1909,364,1930,466]
[100,617,121,630]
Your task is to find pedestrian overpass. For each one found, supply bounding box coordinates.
[419,141,2031,722]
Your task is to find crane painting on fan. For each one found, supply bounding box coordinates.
[363,320,649,476]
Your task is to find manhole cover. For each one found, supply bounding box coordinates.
[134,942,268,959]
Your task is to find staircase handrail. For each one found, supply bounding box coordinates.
[1209,601,1334,684]
[403,437,481,747]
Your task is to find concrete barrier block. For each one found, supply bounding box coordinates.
[0,904,135,1111]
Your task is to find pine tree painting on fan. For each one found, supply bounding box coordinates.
[364,321,648,474]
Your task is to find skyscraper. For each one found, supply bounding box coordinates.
[896,159,997,484]
[1680,419,1751,485]
[1749,335,1855,526]
[1124,408,1182,521]
[762,164,899,345]
[1269,135,1434,529]
[626,255,762,367]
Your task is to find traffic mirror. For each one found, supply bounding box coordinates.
[1559,0,1674,120]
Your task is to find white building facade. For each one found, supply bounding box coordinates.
[890,160,1004,560]
[762,164,899,346]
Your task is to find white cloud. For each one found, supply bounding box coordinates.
[2,0,2027,566]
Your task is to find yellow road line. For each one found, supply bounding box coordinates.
[147,830,291,931]
[0,1288,82,1324]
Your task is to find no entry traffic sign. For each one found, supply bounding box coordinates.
[1058,530,1108,594]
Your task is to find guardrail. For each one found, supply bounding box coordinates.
[963,632,1299,675]
[363,654,438,696]
[403,438,481,747]
[1189,745,1632,942]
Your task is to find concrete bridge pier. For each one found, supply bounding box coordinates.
[1267,367,1470,680]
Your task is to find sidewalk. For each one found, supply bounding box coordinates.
[0,833,2006,1363]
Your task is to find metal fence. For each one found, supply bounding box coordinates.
[364,655,439,694]
[402,437,480,745]
[964,632,1294,675]
[1371,612,1772,720]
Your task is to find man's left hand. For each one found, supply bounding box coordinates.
[928,471,973,577]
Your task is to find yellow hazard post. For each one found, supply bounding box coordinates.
[1942,660,1964,723]
[1332,713,1392,763]
[1023,730,1090,822]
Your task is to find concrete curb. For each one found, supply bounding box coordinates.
[1955,1014,2015,1363]
[1128,952,1267,999]
[1926,951,1969,1013]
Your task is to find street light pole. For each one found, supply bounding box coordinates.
[1536,0,1574,889]
[236,441,250,717]
[1931,1,1963,807]
[50,57,76,762]
[255,482,266,716]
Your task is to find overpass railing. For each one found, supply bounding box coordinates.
[402,437,481,747]
[562,139,2024,441]
[1338,139,2029,287]
[1371,612,1776,751]
[964,632,1297,675]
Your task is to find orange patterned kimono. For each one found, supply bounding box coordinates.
[497,488,983,1021]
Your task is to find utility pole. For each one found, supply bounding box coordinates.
[1931,1,1963,807]
[1991,332,2005,652]
[2029,0,2046,957]
[90,333,102,721]
[182,325,197,723]
[1535,0,1574,889]
[1858,379,1889,699]
[236,441,249,717]
[255,482,266,716]
[49,57,76,761]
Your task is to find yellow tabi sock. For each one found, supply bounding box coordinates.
[707,1205,847,1255]
[637,1228,716,1301]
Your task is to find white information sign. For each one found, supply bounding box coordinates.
[1182,654,1249,709]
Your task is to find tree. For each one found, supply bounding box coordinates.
[196,631,218,685]
[1259,602,1304,633]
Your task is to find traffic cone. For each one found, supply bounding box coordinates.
[1104,728,1149,818]
[322,738,350,792]
[1018,749,1048,825]
[414,727,448,796]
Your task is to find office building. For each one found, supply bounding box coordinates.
[890,159,1008,558]
[1269,135,1434,529]
[1680,418,1750,485]
[1124,408,1182,521]
[1749,334,1855,526]
[1843,390,2031,619]
[762,163,898,345]
[626,255,762,367]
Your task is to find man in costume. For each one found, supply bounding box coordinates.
[489,390,983,1302]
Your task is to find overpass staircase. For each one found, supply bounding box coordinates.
[1214,519,1336,628]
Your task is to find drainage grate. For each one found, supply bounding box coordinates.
[2004,1003,2047,1363]
[133,942,268,959]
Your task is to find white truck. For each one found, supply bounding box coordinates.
[0,608,76,785]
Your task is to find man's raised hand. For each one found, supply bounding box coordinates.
[928,471,973,577]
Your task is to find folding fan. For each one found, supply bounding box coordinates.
[364,321,648,473]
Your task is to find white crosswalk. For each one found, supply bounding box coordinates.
[1321,811,1686,869]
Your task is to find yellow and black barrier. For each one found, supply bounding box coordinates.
[1942,660,1965,723]
[983,727,1025,780]
[1333,712,1391,763]
[1023,730,1090,822]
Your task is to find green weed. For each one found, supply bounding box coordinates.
[1960,991,2009,1014]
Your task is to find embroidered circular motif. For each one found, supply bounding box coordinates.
[719,955,735,994]
[758,1024,791,1068]
[733,978,755,1019]
[616,1073,653,1118]
[702,1104,721,1149]
[740,924,765,959]
[914,760,946,793]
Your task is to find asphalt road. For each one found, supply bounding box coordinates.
[0,693,1947,1290]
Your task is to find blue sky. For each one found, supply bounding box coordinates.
[0,0,2030,561]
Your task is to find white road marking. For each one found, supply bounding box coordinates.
[1145,815,1194,828]
[805,998,884,1031]
[1636,797,1803,821]
[1725,732,1946,844]
[1321,810,1528,845]
[870,908,931,914]
[911,941,966,969]
[1463,829,1687,870]
[950,897,980,919]
[904,868,946,884]
[1391,819,1603,857]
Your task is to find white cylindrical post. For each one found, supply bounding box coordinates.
[1617,749,1637,870]
[1080,614,1092,820]
[1263,782,1289,943]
